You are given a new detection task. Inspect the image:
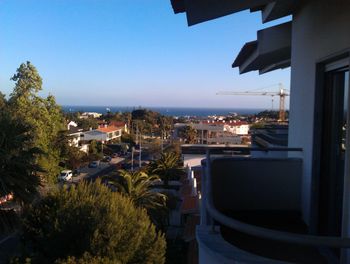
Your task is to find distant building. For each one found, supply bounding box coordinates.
[67,120,78,130]
[79,112,102,119]
[67,123,89,153]
[225,121,249,135]
[192,121,249,144]
[109,121,128,133]
[83,125,122,142]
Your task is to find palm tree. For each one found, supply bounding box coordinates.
[104,170,166,210]
[180,125,197,144]
[104,170,168,230]
[148,152,184,186]
[0,113,42,231]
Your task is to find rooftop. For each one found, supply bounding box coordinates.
[97,126,122,133]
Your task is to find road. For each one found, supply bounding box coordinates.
[64,157,124,184]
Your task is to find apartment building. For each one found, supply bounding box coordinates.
[171,0,350,263]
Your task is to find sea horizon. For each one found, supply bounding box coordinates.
[61,105,270,117]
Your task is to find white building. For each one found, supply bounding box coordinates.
[83,126,122,142]
[225,121,249,135]
[67,124,89,153]
[79,112,102,119]
[67,120,78,130]
[171,0,350,263]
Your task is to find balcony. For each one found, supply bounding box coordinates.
[197,147,350,264]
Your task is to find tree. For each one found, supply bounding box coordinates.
[146,138,162,158]
[158,115,173,139]
[121,133,136,146]
[0,91,6,110]
[147,153,184,186]
[55,253,120,264]
[88,140,103,161]
[132,109,161,135]
[104,170,168,230]
[179,126,197,144]
[122,112,132,132]
[105,170,166,211]
[0,113,42,231]
[255,110,289,120]
[63,111,80,123]
[9,61,43,99]
[65,146,86,169]
[164,140,181,156]
[77,118,98,131]
[8,62,66,184]
[21,181,166,264]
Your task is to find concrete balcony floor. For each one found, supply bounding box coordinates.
[220,210,328,263]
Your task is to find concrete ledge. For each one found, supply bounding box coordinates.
[196,225,287,264]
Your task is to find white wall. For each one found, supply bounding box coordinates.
[83,132,107,142]
[183,154,205,168]
[288,0,350,225]
[227,125,249,135]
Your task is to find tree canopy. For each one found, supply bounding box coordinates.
[179,126,197,144]
[21,180,166,264]
[105,170,166,210]
[0,91,6,109]
[0,113,42,231]
[7,62,66,184]
[131,109,173,137]
[77,117,99,131]
[147,153,184,185]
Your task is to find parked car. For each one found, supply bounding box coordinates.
[58,170,73,181]
[88,161,100,168]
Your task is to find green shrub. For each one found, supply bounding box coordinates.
[22,181,166,264]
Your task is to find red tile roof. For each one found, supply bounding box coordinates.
[97,126,121,133]
[109,121,126,128]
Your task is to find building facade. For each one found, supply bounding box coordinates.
[83,126,122,142]
[171,0,350,263]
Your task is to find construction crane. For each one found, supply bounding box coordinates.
[217,83,289,122]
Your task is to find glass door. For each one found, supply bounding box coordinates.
[318,67,349,239]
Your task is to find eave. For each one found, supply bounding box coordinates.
[232,21,291,74]
[171,0,296,26]
[171,0,274,26]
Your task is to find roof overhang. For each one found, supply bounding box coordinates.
[250,0,295,23]
[171,0,274,26]
[261,0,295,22]
[232,21,291,74]
[171,0,295,26]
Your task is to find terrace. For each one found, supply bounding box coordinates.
[195,146,350,263]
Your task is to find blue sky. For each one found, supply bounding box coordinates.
[0,0,290,109]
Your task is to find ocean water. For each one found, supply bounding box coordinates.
[61,105,266,117]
